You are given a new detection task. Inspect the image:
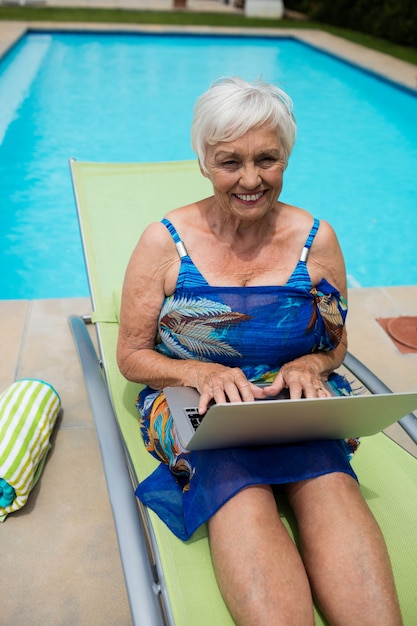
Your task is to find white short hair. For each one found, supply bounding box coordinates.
[191,76,296,173]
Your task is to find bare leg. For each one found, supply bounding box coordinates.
[208,485,315,626]
[286,472,403,626]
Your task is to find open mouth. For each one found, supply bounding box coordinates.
[234,190,266,203]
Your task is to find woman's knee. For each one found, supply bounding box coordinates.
[285,471,362,519]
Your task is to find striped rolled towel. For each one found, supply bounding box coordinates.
[0,379,61,521]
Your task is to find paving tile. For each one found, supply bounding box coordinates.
[0,22,26,59]
[0,300,30,389]
[16,298,96,429]
[1,427,131,626]
[347,287,417,392]
[346,287,417,458]
[295,29,417,90]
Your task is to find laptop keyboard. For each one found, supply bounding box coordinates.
[183,391,292,432]
[184,407,204,431]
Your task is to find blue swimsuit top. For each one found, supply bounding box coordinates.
[156,218,347,383]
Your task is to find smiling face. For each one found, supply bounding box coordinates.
[202,124,286,223]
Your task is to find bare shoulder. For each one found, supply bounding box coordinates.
[137,219,172,247]
[279,204,322,245]
[311,219,347,294]
[314,219,342,253]
[129,220,175,264]
[122,220,178,292]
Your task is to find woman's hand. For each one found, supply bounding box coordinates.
[193,363,265,414]
[258,357,333,400]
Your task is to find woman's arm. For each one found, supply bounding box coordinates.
[117,221,195,387]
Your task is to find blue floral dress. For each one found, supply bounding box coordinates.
[135,218,359,540]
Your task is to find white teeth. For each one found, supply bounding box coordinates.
[236,192,263,202]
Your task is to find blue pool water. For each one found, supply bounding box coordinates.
[1,32,417,299]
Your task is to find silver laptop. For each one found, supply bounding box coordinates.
[163,385,417,451]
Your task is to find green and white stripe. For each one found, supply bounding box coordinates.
[0,379,60,518]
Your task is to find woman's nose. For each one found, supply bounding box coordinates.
[239,164,261,189]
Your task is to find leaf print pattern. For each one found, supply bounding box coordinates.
[310,287,347,347]
[138,390,194,491]
[159,295,251,361]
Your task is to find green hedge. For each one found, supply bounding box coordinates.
[285,0,417,47]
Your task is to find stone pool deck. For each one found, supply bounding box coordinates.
[1,18,417,625]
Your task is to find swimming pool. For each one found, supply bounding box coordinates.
[1,31,416,299]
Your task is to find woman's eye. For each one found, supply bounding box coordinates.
[221,160,239,168]
[259,156,276,165]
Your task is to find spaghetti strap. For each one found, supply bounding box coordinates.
[161,218,209,288]
[286,218,320,288]
[300,218,320,262]
[161,218,188,259]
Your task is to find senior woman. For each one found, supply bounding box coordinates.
[117,77,402,626]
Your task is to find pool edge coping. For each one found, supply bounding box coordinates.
[1,20,417,92]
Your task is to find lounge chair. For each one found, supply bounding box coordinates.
[69,159,417,626]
